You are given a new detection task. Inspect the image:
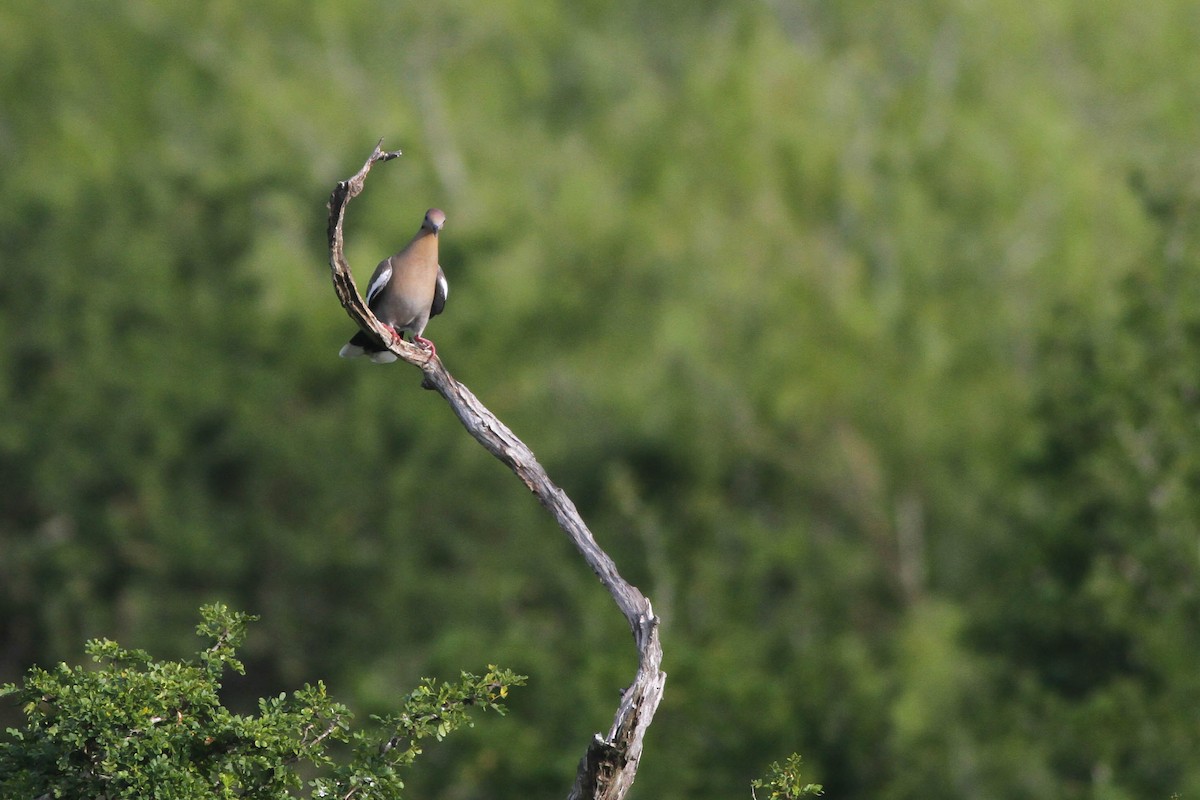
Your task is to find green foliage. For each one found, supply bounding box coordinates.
[0,604,524,799]
[2,1,1199,798]
[752,754,823,800]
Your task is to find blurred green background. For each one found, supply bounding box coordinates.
[2,0,1199,797]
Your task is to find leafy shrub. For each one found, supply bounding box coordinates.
[0,604,524,799]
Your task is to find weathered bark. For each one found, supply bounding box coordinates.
[326,143,666,800]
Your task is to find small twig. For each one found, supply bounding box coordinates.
[301,718,340,752]
[326,143,666,800]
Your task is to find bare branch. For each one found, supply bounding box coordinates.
[326,143,666,800]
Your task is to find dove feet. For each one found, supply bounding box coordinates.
[413,335,437,358]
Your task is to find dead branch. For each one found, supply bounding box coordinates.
[326,143,666,800]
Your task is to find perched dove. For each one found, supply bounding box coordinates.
[339,208,448,363]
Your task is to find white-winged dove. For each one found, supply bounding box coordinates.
[339,208,449,363]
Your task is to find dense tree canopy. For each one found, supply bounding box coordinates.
[2,1,1198,798]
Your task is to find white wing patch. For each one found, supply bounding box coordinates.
[430,266,449,317]
[366,262,393,306]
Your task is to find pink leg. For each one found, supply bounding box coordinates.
[413,335,437,358]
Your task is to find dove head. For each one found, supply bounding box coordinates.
[423,208,446,234]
